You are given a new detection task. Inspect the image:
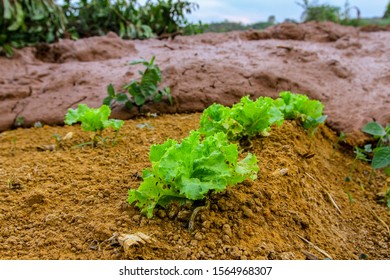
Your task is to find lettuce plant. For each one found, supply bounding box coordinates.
[274,91,327,130]
[64,104,124,146]
[128,131,259,218]
[199,96,284,141]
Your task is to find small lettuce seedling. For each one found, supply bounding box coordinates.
[274,91,327,131]
[128,131,259,218]
[65,104,124,146]
[103,56,172,110]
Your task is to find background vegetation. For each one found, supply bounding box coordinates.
[0,0,66,57]
[202,17,275,33]
[62,0,200,39]
[1,0,390,57]
[298,0,390,27]
[0,0,201,56]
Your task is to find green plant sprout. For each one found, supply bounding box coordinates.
[64,104,124,147]
[361,121,390,172]
[361,121,390,207]
[332,131,346,154]
[128,131,259,218]
[385,187,390,208]
[345,191,355,204]
[345,144,372,182]
[103,56,172,111]
[14,116,25,127]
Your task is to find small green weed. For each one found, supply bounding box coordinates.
[345,191,355,204]
[361,121,390,173]
[333,131,346,154]
[345,144,372,182]
[104,56,172,111]
[14,116,25,127]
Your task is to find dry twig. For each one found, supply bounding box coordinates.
[367,208,390,235]
[296,233,332,259]
[326,191,342,215]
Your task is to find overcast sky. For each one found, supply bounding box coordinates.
[184,0,389,24]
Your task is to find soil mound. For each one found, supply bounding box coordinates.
[35,32,137,63]
[0,22,389,146]
[0,114,388,259]
[242,21,358,42]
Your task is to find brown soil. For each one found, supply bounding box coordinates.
[0,114,389,260]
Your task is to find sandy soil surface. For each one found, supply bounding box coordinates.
[0,114,388,260]
[1,22,389,145]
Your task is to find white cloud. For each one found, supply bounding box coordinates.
[223,15,253,24]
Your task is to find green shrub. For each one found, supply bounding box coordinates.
[0,0,66,57]
[62,0,199,39]
[140,0,199,36]
[62,0,153,39]
[384,2,390,18]
[298,0,341,22]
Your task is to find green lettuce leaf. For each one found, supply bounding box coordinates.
[128,131,259,218]
[199,95,284,140]
[64,104,124,132]
[274,91,327,129]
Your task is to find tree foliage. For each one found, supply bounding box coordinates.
[1,0,201,56]
[0,0,66,57]
[61,0,200,39]
[62,0,153,39]
[298,0,341,22]
[384,1,390,18]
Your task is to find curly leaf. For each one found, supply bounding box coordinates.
[128,131,259,217]
[275,91,326,129]
[199,96,284,140]
[64,107,80,125]
[64,104,123,132]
